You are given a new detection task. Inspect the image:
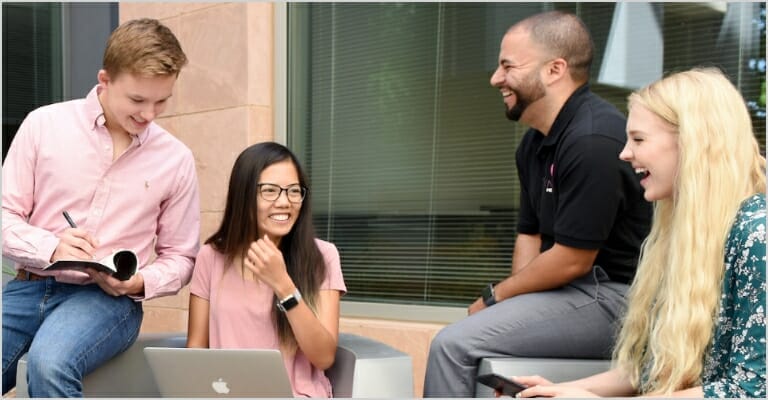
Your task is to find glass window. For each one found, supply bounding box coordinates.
[2,2,63,159]
[287,2,764,306]
[2,2,117,160]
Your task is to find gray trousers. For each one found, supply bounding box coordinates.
[422,266,628,397]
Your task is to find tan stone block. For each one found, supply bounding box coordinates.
[155,115,181,140]
[121,3,224,22]
[246,3,274,107]
[140,307,189,334]
[119,3,180,22]
[201,211,224,244]
[247,105,274,144]
[176,3,249,114]
[174,108,251,212]
[178,3,222,16]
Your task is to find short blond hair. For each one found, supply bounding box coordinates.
[102,18,187,78]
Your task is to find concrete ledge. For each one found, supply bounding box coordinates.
[14,332,413,398]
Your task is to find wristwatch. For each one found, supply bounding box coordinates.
[481,283,496,307]
[276,288,303,312]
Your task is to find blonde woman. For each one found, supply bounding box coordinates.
[511,68,766,397]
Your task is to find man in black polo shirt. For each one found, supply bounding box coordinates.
[423,11,652,397]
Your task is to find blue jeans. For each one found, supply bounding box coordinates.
[2,278,143,397]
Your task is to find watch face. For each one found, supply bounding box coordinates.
[482,284,493,300]
[278,296,299,312]
[282,297,299,310]
[276,289,303,312]
[481,284,496,306]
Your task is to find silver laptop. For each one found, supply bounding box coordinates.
[143,347,293,397]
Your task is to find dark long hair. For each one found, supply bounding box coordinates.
[206,142,325,347]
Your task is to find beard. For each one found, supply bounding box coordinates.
[504,73,546,121]
[505,102,525,121]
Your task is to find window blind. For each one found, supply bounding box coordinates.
[2,3,63,159]
[287,2,765,306]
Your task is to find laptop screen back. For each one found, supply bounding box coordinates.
[143,347,293,398]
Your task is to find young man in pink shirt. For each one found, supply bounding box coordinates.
[2,18,200,397]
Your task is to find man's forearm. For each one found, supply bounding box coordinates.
[496,243,597,301]
[510,233,541,275]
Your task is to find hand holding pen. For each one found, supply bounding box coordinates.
[50,211,98,262]
[60,211,143,296]
[63,211,77,228]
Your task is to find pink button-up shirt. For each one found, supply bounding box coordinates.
[2,85,200,300]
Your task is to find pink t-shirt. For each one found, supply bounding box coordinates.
[190,239,346,397]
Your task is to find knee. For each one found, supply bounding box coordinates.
[428,324,464,357]
[26,348,84,397]
[27,348,80,384]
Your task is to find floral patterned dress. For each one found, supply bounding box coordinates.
[701,193,766,398]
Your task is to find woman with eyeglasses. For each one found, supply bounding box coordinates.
[186,142,346,398]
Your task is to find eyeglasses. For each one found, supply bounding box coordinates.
[256,183,307,203]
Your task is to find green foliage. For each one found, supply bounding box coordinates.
[3,263,15,276]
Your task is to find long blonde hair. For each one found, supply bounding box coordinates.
[612,68,766,394]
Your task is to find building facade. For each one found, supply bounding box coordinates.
[3,2,765,396]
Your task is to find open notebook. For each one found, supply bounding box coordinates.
[143,347,293,397]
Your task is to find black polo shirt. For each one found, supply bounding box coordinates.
[515,84,652,284]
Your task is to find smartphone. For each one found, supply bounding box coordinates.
[476,373,528,396]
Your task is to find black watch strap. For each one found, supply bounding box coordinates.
[481,283,496,307]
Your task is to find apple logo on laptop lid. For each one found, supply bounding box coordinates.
[212,378,230,394]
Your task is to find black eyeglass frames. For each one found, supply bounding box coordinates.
[256,183,307,203]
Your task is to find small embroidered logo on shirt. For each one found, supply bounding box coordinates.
[145,181,149,189]
[546,163,555,193]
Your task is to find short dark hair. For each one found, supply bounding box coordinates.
[512,11,594,83]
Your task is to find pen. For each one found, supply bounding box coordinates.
[63,211,77,228]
